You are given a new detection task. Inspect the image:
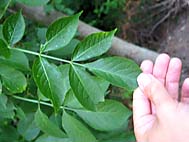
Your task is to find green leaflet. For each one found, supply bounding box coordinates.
[0,25,4,40]
[42,12,81,52]
[64,76,109,109]
[16,107,26,120]
[16,0,49,6]
[69,65,108,110]
[0,49,30,71]
[0,39,10,58]
[35,109,67,138]
[63,89,83,109]
[17,113,40,141]
[50,39,80,58]
[74,100,131,131]
[0,126,19,142]
[0,94,15,119]
[3,11,25,45]
[72,30,116,61]
[0,63,27,93]
[58,64,71,95]
[32,58,66,112]
[36,134,71,142]
[85,57,141,91]
[62,111,97,142]
[0,80,2,94]
[98,131,136,142]
[69,65,95,110]
[0,0,11,20]
[37,89,49,101]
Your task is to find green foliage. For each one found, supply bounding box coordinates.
[0,50,30,72]
[62,111,97,142]
[32,58,66,112]
[35,109,67,138]
[48,0,126,30]
[16,0,50,6]
[74,100,131,131]
[0,7,140,141]
[42,12,81,52]
[36,134,71,142]
[17,113,40,141]
[0,39,10,58]
[0,63,27,93]
[0,0,11,19]
[0,126,19,142]
[86,57,140,90]
[72,30,116,61]
[3,11,25,45]
[0,94,15,119]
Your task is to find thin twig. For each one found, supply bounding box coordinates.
[12,95,76,111]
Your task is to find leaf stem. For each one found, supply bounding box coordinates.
[72,62,86,68]
[12,95,76,111]
[12,47,87,68]
[12,48,71,64]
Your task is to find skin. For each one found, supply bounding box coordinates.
[133,54,189,142]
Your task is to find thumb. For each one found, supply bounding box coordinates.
[137,73,175,108]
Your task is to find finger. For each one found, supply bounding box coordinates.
[140,60,154,74]
[153,54,170,85]
[140,60,155,113]
[133,88,155,141]
[133,88,151,122]
[137,73,175,110]
[165,58,182,99]
[181,78,189,103]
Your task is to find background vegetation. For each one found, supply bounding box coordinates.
[1,0,187,142]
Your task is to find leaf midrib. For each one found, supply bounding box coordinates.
[9,13,19,45]
[90,66,132,82]
[72,65,93,103]
[39,58,55,105]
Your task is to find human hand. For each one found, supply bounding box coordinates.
[133,54,189,142]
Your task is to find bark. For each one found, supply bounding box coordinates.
[13,3,159,63]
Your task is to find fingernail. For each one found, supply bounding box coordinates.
[137,73,151,91]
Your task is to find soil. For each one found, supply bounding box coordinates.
[158,9,189,84]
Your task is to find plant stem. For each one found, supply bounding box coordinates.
[12,95,76,111]
[12,47,87,68]
[12,48,71,64]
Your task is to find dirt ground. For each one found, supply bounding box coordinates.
[159,9,189,84]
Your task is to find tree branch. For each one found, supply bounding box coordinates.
[12,3,159,63]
